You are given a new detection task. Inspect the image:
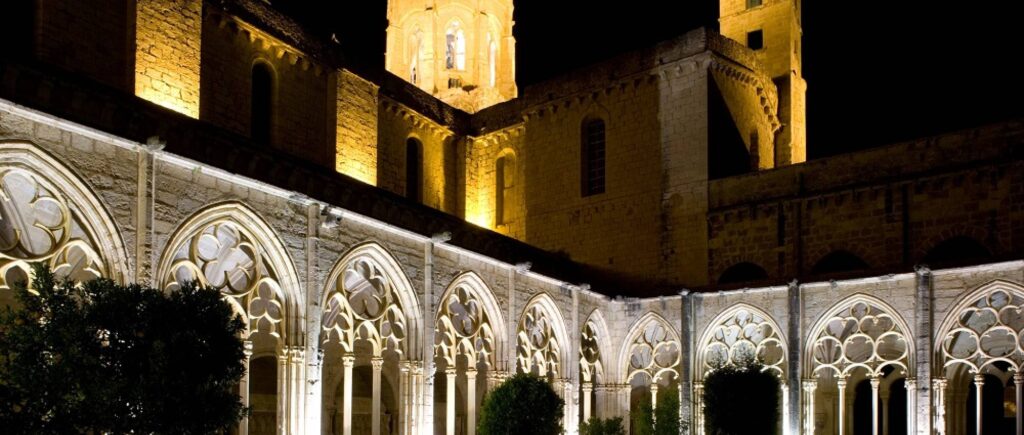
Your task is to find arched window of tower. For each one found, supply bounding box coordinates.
[409,31,422,84]
[489,34,497,88]
[445,22,466,71]
[405,138,423,202]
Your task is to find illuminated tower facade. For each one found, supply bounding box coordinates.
[385,0,517,113]
[720,0,807,164]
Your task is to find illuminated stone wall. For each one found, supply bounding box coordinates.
[377,99,461,214]
[336,70,380,185]
[135,0,203,117]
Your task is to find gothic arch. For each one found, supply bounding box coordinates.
[320,241,422,358]
[618,312,681,384]
[935,279,1024,374]
[515,292,572,379]
[435,271,508,369]
[696,303,787,381]
[804,293,915,380]
[155,201,303,347]
[0,141,130,290]
[580,308,612,384]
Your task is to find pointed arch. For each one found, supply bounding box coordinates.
[618,312,681,384]
[580,308,612,384]
[804,293,915,379]
[696,303,788,381]
[516,292,572,378]
[435,271,507,368]
[935,279,1024,374]
[320,241,422,358]
[156,201,303,347]
[0,141,130,291]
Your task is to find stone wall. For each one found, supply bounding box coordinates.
[134,0,202,117]
[35,0,134,91]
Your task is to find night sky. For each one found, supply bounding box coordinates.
[274,1,1024,159]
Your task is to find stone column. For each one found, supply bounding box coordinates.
[651,382,659,420]
[838,378,848,435]
[905,378,916,435]
[914,266,933,434]
[371,357,384,435]
[694,381,704,435]
[399,361,411,435]
[787,281,803,435]
[803,380,817,435]
[341,354,355,435]
[446,367,457,435]
[277,352,289,435]
[466,369,478,435]
[974,374,985,435]
[582,382,593,422]
[1015,373,1023,435]
[870,377,881,435]
[932,378,947,435]
[620,384,632,432]
[241,340,253,435]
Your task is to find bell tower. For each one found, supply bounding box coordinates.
[720,0,807,164]
[385,0,517,113]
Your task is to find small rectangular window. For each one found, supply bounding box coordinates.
[747,0,763,9]
[747,30,764,50]
[581,119,606,197]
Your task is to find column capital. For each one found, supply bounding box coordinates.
[1014,371,1024,383]
[371,356,384,370]
[837,377,848,388]
[465,368,478,378]
[973,373,986,385]
[445,366,457,376]
[932,377,948,389]
[342,353,355,366]
[870,377,881,388]
[243,340,254,357]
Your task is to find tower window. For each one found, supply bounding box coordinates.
[409,32,422,84]
[495,154,515,225]
[747,30,764,50]
[406,138,423,202]
[489,35,498,88]
[581,118,606,197]
[251,62,274,145]
[445,23,466,70]
[747,0,763,9]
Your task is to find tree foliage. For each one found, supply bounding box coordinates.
[630,385,681,435]
[478,373,564,435]
[579,416,626,435]
[703,363,781,435]
[0,264,247,434]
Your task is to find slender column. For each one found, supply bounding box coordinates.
[694,381,704,435]
[277,352,288,435]
[651,382,659,422]
[870,377,881,435]
[803,380,817,435]
[781,383,790,435]
[582,382,593,422]
[913,266,933,434]
[241,341,253,435]
[933,378,947,435]
[446,367,457,435]
[621,384,632,432]
[398,361,410,435]
[342,354,355,435]
[1015,373,1023,435]
[466,369,478,435]
[786,281,803,435]
[974,374,985,435]
[837,378,848,435]
[905,379,916,435]
[370,357,384,435]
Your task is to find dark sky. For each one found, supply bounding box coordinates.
[274,1,1024,159]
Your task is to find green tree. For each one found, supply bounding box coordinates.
[630,385,681,435]
[478,373,564,435]
[703,363,781,435]
[0,264,247,434]
[580,416,626,435]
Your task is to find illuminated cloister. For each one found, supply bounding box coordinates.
[0,110,1022,435]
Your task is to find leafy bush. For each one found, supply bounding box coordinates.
[580,416,626,435]
[0,264,247,433]
[478,373,564,435]
[703,363,781,435]
[630,385,681,435]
